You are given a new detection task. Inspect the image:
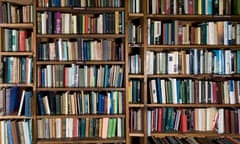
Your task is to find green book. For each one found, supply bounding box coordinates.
[107,118,113,138]
[111,118,117,137]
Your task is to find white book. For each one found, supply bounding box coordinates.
[224,21,229,45]
[150,79,158,103]
[23,121,31,144]
[161,79,166,104]
[147,19,151,44]
[71,15,77,34]
[55,118,61,138]
[117,118,121,137]
[225,50,231,74]
[208,22,215,45]
[217,108,224,134]
[170,78,178,104]
[147,111,151,136]
[136,0,140,13]
[229,80,236,104]
[236,24,240,45]
[41,12,47,34]
[42,96,51,115]
[1,121,5,144]
[18,90,26,116]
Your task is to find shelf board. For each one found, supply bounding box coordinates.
[0,23,33,28]
[36,60,125,65]
[37,137,126,144]
[36,34,125,39]
[128,74,145,79]
[128,104,144,108]
[147,14,240,21]
[128,43,144,48]
[147,44,240,50]
[129,132,144,137]
[150,132,240,138]
[128,13,144,20]
[0,83,34,87]
[36,114,125,119]
[36,87,125,92]
[36,7,125,12]
[147,104,240,108]
[0,0,32,5]
[147,74,240,79]
[0,51,33,56]
[0,115,31,120]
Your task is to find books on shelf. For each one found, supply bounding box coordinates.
[37,117,125,139]
[146,49,240,75]
[37,11,125,34]
[38,38,124,61]
[37,91,123,115]
[148,19,240,45]
[148,78,240,104]
[0,87,32,116]
[147,107,240,134]
[0,2,33,23]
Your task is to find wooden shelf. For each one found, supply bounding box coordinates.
[0,23,33,28]
[147,104,240,108]
[36,87,125,92]
[0,115,32,120]
[36,114,125,119]
[36,34,125,39]
[128,104,144,108]
[0,0,32,5]
[129,132,144,137]
[151,131,222,138]
[36,7,125,12]
[0,83,34,87]
[128,74,145,79]
[147,15,240,21]
[36,60,125,65]
[0,51,33,56]
[147,74,240,79]
[147,44,240,50]
[37,138,126,144]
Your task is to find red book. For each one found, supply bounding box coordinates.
[212,82,217,104]
[72,118,79,137]
[64,67,68,87]
[165,0,171,15]
[180,109,188,132]
[19,30,26,51]
[178,21,183,45]
[163,23,166,44]
[157,108,162,132]
[188,0,193,14]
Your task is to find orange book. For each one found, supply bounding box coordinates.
[102,118,109,139]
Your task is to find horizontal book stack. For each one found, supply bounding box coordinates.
[37,11,125,34]
[147,0,240,15]
[37,91,123,115]
[0,2,33,23]
[148,20,240,45]
[37,117,125,139]
[38,38,124,61]
[146,50,240,75]
[147,107,240,134]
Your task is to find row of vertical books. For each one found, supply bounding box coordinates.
[0,87,32,116]
[38,38,124,61]
[148,78,240,104]
[128,79,141,104]
[37,64,123,88]
[147,0,240,15]
[146,50,240,75]
[37,91,123,115]
[147,107,240,134]
[129,109,143,132]
[37,11,124,34]
[128,54,142,74]
[148,135,240,144]
[37,0,124,8]
[129,0,141,13]
[0,120,32,144]
[148,20,240,45]
[128,20,143,44]
[37,117,125,139]
[0,57,33,84]
[0,2,33,23]
[0,29,33,52]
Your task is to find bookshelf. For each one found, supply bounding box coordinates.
[1,0,240,144]
[0,0,34,143]
[34,0,127,144]
[144,0,240,144]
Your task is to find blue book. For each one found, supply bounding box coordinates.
[237,50,240,73]
[109,92,114,114]
[7,121,13,144]
[62,41,68,61]
[80,119,86,138]
[41,68,45,87]
[9,86,19,113]
[176,79,180,104]
[24,91,32,117]
[21,58,26,83]
[207,0,213,15]
[104,65,109,87]
[37,93,45,115]
[156,78,162,103]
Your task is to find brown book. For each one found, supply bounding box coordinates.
[11,120,19,144]
[224,109,230,133]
